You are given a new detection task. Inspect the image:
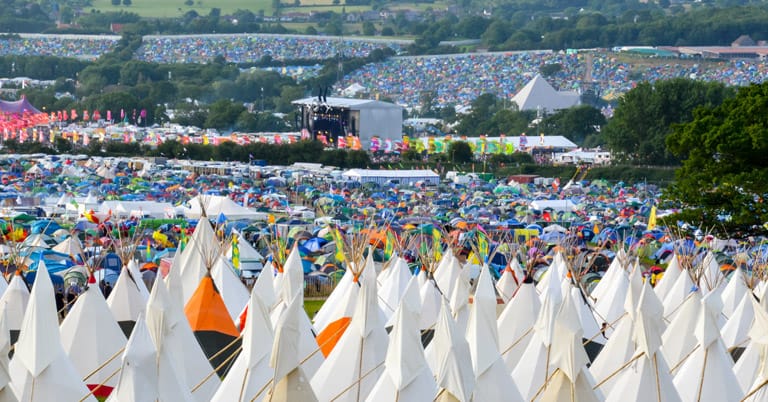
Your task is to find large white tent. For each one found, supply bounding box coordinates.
[342,169,440,186]
[184,195,268,221]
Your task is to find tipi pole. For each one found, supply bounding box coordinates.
[191,345,243,393]
[593,352,644,390]
[82,346,126,382]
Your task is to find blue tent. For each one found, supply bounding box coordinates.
[30,220,62,236]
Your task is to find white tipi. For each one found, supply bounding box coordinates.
[8,262,95,401]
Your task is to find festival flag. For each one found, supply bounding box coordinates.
[432,228,443,262]
[146,238,151,261]
[83,110,89,121]
[384,229,396,260]
[71,109,78,120]
[648,206,657,230]
[231,235,240,270]
[476,226,489,261]
[331,227,345,262]
[106,110,112,121]
[180,225,188,252]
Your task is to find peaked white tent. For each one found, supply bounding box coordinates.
[604,281,680,402]
[267,292,322,402]
[60,284,127,396]
[0,273,29,345]
[212,290,274,402]
[510,74,580,112]
[145,274,220,402]
[672,289,742,402]
[366,279,436,401]
[538,287,602,402]
[467,266,523,402]
[185,195,268,221]
[513,261,563,400]
[8,262,96,402]
[498,280,540,372]
[107,314,193,402]
[106,265,149,338]
[311,261,387,402]
[427,299,475,402]
[0,309,16,402]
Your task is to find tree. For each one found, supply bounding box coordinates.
[112,0,120,5]
[666,83,768,234]
[122,0,131,6]
[602,79,733,165]
[204,99,246,130]
[447,141,473,163]
[539,63,563,77]
[537,105,606,146]
[362,21,376,36]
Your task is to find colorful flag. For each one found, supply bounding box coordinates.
[432,228,442,262]
[384,229,396,260]
[331,227,345,262]
[476,227,489,261]
[231,235,240,270]
[146,238,151,261]
[648,206,657,230]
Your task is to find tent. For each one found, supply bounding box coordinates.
[184,196,268,221]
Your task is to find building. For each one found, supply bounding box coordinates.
[293,96,403,149]
[341,169,439,186]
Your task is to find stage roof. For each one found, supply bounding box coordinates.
[292,96,402,110]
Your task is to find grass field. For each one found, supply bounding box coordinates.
[304,298,326,318]
[90,0,445,19]
[90,0,273,18]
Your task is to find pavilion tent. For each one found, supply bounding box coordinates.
[99,201,174,219]
[52,236,83,259]
[0,98,40,114]
[341,169,440,186]
[184,195,267,221]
